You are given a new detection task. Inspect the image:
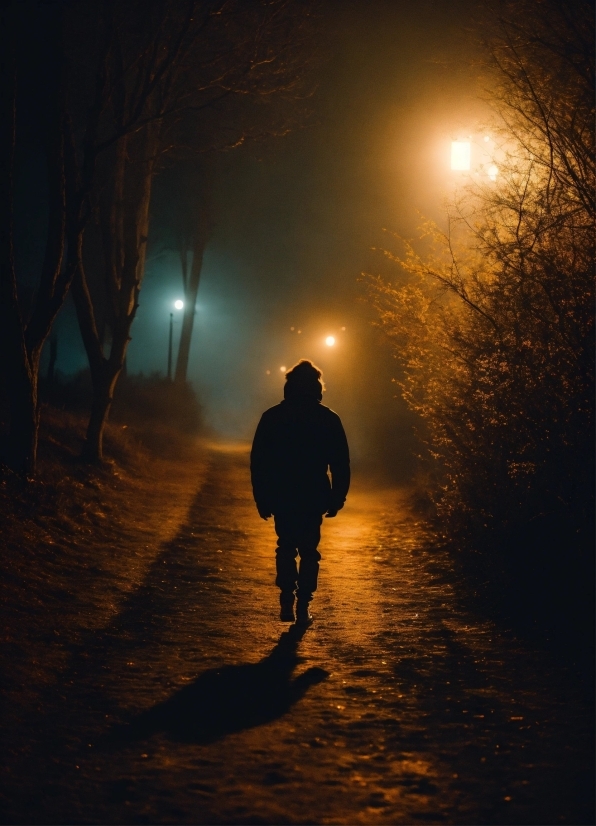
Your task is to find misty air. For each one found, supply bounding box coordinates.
[0,1,593,824]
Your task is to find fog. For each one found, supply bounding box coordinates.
[42,0,483,481]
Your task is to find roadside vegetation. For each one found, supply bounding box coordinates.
[1,0,316,472]
[365,0,594,639]
[1,375,207,702]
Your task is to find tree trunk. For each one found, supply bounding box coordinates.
[174,235,207,384]
[72,265,115,464]
[74,126,157,462]
[174,199,211,385]
[6,352,41,473]
[0,5,69,474]
[47,334,58,390]
[83,365,119,463]
[0,9,38,473]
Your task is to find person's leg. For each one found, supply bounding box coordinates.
[274,512,299,620]
[296,514,323,623]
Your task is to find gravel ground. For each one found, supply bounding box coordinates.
[1,441,593,824]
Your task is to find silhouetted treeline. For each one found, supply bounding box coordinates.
[367,0,594,620]
[0,0,316,473]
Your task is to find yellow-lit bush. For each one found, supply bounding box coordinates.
[367,0,594,563]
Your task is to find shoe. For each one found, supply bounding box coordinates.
[279,594,295,622]
[295,601,313,626]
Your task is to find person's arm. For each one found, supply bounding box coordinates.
[327,416,350,517]
[250,415,274,519]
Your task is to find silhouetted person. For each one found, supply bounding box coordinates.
[251,360,350,626]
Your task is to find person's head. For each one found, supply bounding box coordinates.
[284,359,325,402]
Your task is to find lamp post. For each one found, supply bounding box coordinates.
[167,300,184,380]
[167,313,174,380]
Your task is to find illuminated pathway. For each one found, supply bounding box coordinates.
[2,444,593,824]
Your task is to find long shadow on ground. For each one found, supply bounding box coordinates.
[115,627,328,744]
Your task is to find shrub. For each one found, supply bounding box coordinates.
[365,0,594,590]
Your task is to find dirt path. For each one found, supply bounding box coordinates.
[1,443,593,824]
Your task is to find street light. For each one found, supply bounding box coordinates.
[451,140,471,171]
[325,336,336,346]
[167,300,184,380]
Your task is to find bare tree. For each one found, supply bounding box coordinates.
[0,0,159,473]
[67,0,314,461]
[173,167,213,386]
[0,3,72,473]
[151,159,214,386]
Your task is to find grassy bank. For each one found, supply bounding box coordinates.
[1,395,209,709]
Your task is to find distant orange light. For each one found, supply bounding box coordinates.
[280,366,286,372]
[325,336,335,347]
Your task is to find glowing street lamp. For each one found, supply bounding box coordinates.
[174,299,184,311]
[451,140,471,171]
[325,336,336,347]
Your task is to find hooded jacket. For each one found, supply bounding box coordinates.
[250,395,350,515]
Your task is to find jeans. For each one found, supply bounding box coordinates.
[274,511,323,602]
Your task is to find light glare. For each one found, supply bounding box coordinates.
[488,164,498,181]
[174,299,184,310]
[280,366,286,372]
[451,141,471,171]
[326,336,335,347]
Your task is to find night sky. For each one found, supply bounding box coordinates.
[34,0,483,477]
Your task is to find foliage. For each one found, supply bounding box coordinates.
[366,0,594,563]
